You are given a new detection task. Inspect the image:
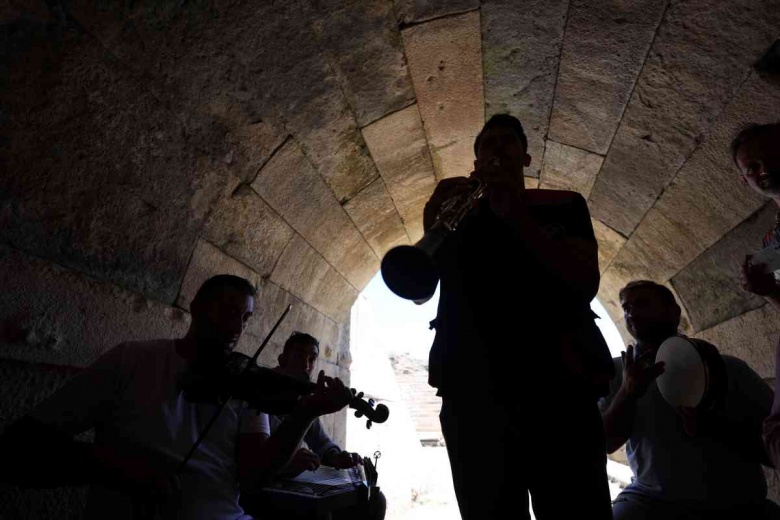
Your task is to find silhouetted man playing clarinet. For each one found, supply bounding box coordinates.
[424,114,613,520]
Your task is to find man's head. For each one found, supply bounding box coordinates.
[277,332,320,381]
[189,275,256,362]
[731,123,780,198]
[619,281,681,345]
[473,114,532,186]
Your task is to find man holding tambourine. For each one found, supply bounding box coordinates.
[599,280,778,519]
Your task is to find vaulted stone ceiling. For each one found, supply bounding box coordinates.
[2,0,780,383]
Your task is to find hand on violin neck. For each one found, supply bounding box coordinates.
[297,370,352,418]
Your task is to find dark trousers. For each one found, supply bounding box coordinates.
[439,390,612,520]
[253,488,386,520]
[613,493,780,520]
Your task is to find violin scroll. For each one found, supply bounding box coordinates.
[350,389,390,429]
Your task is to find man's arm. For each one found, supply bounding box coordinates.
[602,385,640,454]
[303,418,341,462]
[237,370,352,484]
[601,347,665,454]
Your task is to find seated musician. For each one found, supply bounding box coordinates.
[732,123,780,467]
[600,280,778,519]
[0,274,353,520]
[251,331,386,520]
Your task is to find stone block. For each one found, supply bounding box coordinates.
[0,22,227,304]
[482,0,569,177]
[252,139,379,291]
[593,219,627,274]
[311,0,415,127]
[72,0,376,202]
[598,251,693,335]
[524,177,540,190]
[671,203,775,333]
[548,0,667,154]
[344,178,410,258]
[539,141,604,197]
[237,279,346,371]
[588,0,780,235]
[695,305,779,379]
[402,11,484,179]
[270,235,358,324]
[599,73,780,288]
[201,184,295,278]
[0,245,189,368]
[394,0,478,25]
[175,239,263,311]
[361,104,438,242]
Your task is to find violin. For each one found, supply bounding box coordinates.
[183,351,389,428]
[177,304,387,478]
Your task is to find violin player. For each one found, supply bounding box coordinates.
[0,274,353,520]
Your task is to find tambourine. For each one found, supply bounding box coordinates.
[654,335,727,411]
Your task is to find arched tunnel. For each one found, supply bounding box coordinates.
[1,0,780,517]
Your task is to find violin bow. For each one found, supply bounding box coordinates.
[176,304,293,475]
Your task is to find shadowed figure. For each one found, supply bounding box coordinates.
[423,113,614,520]
[733,123,780,474]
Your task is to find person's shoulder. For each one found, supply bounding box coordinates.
[721,353,757,374]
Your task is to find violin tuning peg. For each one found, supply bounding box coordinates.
[351,388,357,396]
[357,392,364,399]
[366,420,373,429]
[354,410,364,418]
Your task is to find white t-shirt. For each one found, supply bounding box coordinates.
[31,340,269,520]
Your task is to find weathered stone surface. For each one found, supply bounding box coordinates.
[361,104,438,242]
[394,0,479,25]
[0,21,227,304]
[593,219,627,274]
[201,184,295,278]
[402,11,484,179]
[548,0,668,154]
[695,305,779,379]
[270,235,358,324]
[524,177,540,190]
[539,141,604,197]
[311,0,415,127]
[71,0,377,202]
[601,73,780,289]
[344,178,410,258]
[482,0,569,177]
[175,238,263,311]
[672,203,775,333]
[252,139,379,290]
[588,0,780,235]
[0,245,190,368]
[237,281,343,367]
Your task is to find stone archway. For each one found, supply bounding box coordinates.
[2,1,780,517]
